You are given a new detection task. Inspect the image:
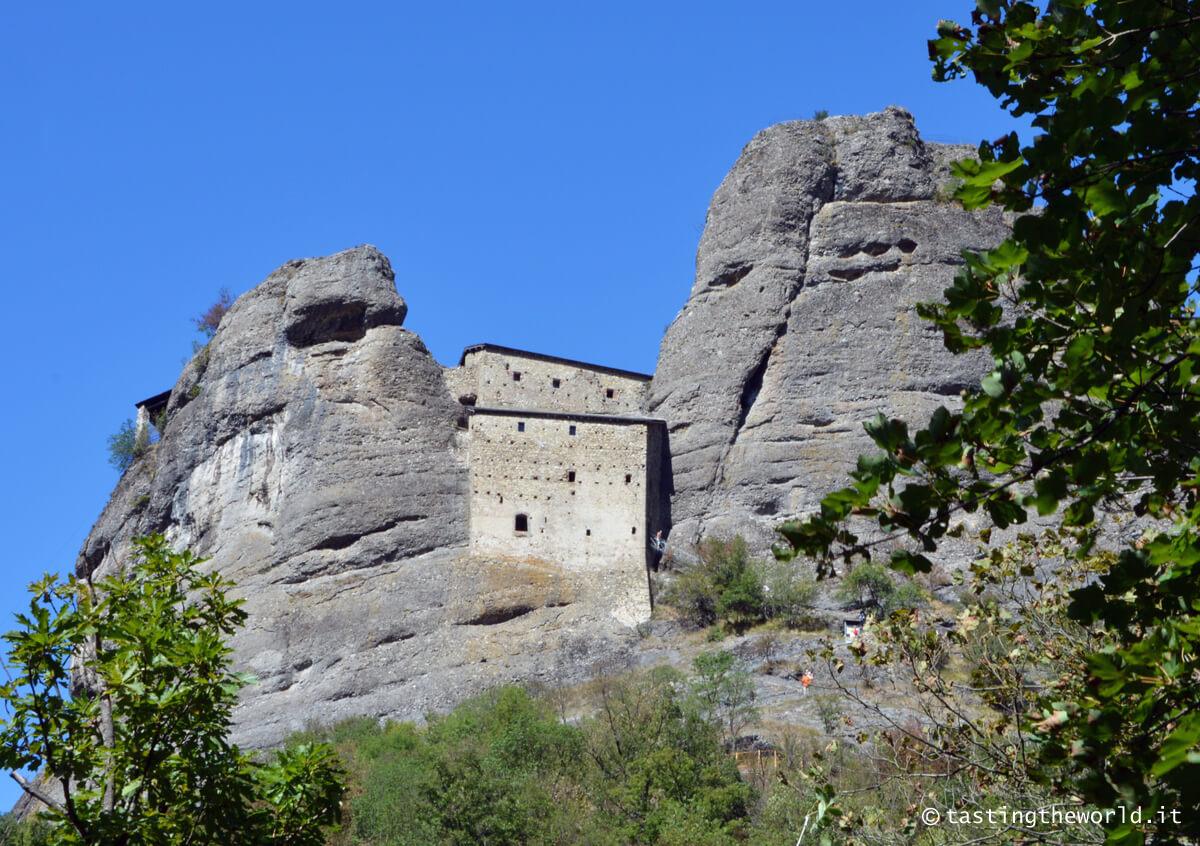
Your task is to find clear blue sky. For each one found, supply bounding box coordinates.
[0,1,1019,808]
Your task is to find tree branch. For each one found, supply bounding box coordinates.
[9,771,64,814]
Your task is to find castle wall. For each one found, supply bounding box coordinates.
[453,347,649,414]
[467,408,660,624]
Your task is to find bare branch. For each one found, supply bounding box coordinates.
[9,771,64,813]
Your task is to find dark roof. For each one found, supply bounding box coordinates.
[135,389,172,413]
[470,405,665,427]
[458,343,653,381]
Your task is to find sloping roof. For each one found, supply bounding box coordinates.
[458,343,653,381]
[135,389,172,414]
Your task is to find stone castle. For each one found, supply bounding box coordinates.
[137,343,671,628]
[450,345,669,625]
[94,107,1009,747]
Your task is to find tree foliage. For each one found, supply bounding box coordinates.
[0,536,345,845]
[777,1,1200,840]
[687,651,759,748]
[193,288,234,340]
[105,419,147,474]
[313,673,751,846]
[779,533,1116,845]
[834,561,927,615]
[661,538,766,631]
[585,668,752,844]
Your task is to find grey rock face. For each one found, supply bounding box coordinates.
[648,107,1009,550]
[71,108,1008,752]
[79,245,635,747]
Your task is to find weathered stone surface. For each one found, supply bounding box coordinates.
[78,245,636,748]
[648,107,1010,552]
[68,108,1012,757]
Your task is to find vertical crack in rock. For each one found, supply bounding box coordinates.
[647,116,839,544]
[706,123,838,514]
[730,318,785,447]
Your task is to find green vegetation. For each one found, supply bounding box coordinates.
[0,536,345,845]
[0,816,52,846]
[759,559,819,628]
[688,652,759,748]
[105,418,148,473]
[194,288,234,340]
[789,531,1118,845]
[661,537,762,630]
[834,561,926,615]
[661,537,819,632]
[0,533,1128,845]
[297,667,752,846]
[777,2,1200,839]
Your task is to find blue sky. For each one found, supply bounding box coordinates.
[0,1,1020,808]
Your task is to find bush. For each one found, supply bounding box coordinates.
[714,564,765,631]
[811,693,843,735]
[662,537,765,631]
[194,288,234,339]
[665,566,720,628]
[835,561,926,615]
[306,673,752,846]
[106,417,149,472]
[759,561,818,628]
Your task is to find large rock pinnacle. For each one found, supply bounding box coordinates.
[79,245,635,747]
[647,107,1010,549]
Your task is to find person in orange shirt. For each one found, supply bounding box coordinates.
[800,670,813,695]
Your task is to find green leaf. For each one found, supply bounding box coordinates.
[1119,67,1143,91]
[1081,181,1126,218]
[1152,713,1200,776]
[981,372,1006,398]
[889,549,933,575]
[1062,334,1095,369]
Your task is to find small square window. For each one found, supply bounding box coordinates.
[512,371,522,382]
[631,527,637,535]
[517,421,525,432]
[569,425,577,436]
[586,529,591,537]
[568,470,576,482]
[625,474,632,484]
[552,378,561,388]
[606,388,614,399]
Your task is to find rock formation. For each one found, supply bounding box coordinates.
[648,107,1010,549]
[80,246,637,748]
[74,106,1010,747]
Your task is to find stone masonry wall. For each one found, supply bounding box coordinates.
[467,409,657,624]
[450,347,650,415]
